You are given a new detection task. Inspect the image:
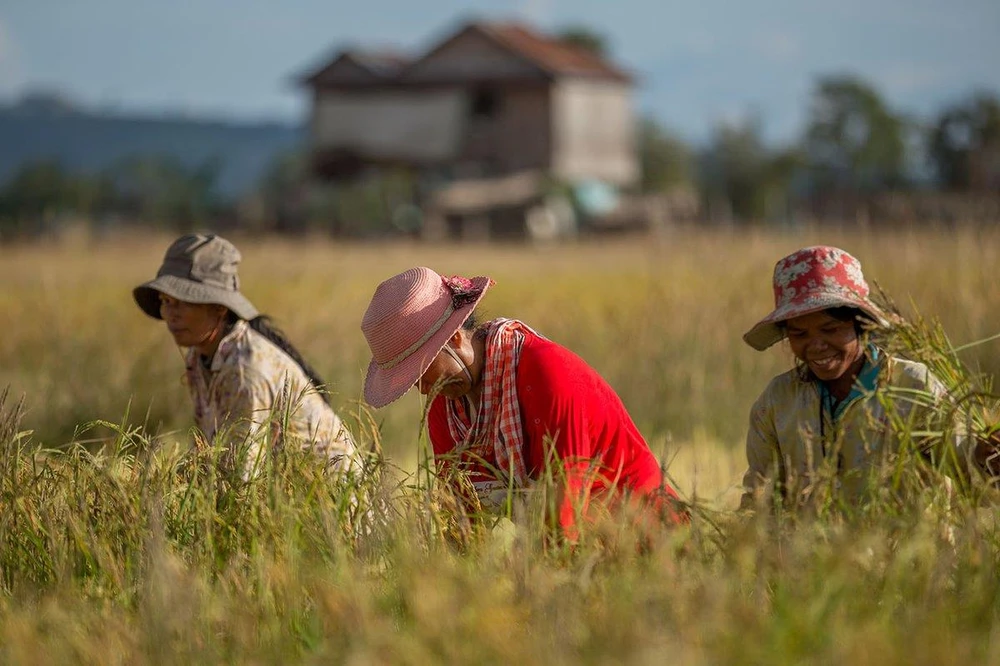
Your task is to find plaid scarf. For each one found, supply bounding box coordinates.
[445,318,540,489]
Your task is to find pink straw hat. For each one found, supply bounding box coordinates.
[743,246,889,351]
[361,267,494,408]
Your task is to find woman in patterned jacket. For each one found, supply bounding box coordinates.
[740,245,995,511]
[134,233,358,479]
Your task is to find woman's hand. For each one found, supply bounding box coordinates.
[974,430,1000,478]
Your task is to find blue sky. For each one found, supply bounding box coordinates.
[1,0,997,144]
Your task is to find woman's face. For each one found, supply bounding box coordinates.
[785,310,863,381]
[417,332,474,399]
[158,294,227,349]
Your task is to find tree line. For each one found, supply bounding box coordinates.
[0,74,997,236]
[641,76,1000,222]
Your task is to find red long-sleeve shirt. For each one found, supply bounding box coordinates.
[428,329,682,532]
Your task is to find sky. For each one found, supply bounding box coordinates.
[0,0,998,144]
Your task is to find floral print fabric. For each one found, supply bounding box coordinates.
[185,320,358,478]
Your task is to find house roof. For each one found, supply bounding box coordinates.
[301,49,412,86]
[348,50,411,77]
[473,22,632,83]
[302,20,632,88]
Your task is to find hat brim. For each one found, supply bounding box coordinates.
[743,293,888,351]
[133,275,259,321]
[363,275,492,408]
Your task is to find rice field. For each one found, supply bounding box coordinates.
[1,223,999,664]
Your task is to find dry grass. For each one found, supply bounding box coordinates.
[0,223,999,664]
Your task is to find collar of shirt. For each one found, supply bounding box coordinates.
[820,343,882,421]
[194,320,249,373]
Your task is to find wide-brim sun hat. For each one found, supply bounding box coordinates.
[743,245,889,351]
[362,267,494,408]
[133,233,259,321]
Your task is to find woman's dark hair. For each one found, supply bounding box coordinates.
[823,306,875,336]
[461,310,479,331]
[226,311,330,404]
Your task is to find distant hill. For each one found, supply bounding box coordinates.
[0,93,305,198]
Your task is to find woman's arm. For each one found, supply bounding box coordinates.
[517,357,622,536]
[903,365,992,483]
[974,432,1000,479]
[209,366,275,479]
[741,392,783,511]
[426,398,486,514]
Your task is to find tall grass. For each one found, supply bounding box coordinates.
[0,225,999,663]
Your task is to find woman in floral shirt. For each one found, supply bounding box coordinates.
[740,245,994,511]
[134,234,358,479]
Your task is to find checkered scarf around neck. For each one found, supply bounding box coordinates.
[444,317,541,487]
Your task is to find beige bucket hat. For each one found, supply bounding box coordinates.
[133,234,259,321]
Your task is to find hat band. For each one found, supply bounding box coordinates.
[376,302,456,371]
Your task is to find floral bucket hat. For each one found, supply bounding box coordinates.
[743,245,889,351]
[361,267,494,408]
[133,234,259,321]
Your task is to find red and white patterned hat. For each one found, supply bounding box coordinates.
[743,246,888,351]
[361,267,494,408]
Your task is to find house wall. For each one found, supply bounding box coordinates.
[310,90,465,162]
[399,28,553,175]
[456,85,551,174]
[499,87,551,172]
[551,79,638,186]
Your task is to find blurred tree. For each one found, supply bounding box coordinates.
[701,117,802,222]
[0,160,85,236]
[928,92,1000,192]
[638,117,693,193]
[555,26,608,56]
[804,75,907,193]
[0,160,131,237]
[105,155,221,229]
[254,151,420,236]
[73,172,119,218]
[256,150,309,233]
[0,161,75,218]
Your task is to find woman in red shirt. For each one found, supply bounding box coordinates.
[360,267,686,534]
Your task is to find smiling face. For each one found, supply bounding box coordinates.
[158,293,228,351]
[784,310,864,382]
